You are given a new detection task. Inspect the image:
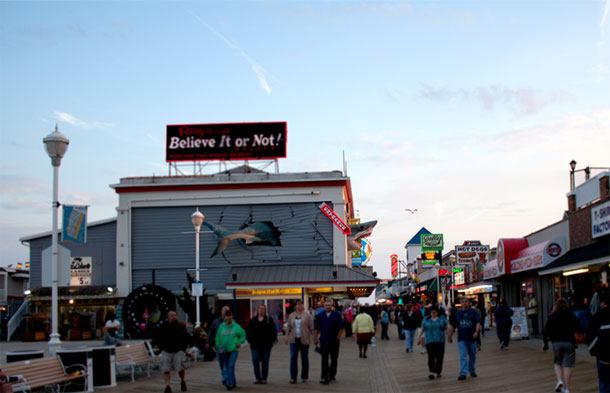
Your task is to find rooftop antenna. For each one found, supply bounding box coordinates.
[343,150,348,176]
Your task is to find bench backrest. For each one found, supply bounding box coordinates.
[115,343,151,364]
[2,357,74,389]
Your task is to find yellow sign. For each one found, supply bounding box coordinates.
[308,287,333,293]
[236,288,302,297]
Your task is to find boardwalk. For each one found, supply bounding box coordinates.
[104,327,597,393]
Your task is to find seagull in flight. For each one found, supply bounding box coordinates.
[405,209,418,214]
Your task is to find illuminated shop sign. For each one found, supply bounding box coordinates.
[236,288,302,297]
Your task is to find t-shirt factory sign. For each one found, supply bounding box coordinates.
[592,200,610,239]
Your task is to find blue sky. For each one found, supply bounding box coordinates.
[1,1,609,279]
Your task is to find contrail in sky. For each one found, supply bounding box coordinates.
[185,8,286,95]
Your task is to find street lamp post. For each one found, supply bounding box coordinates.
[191,209,205,328]
[43,125,69,354]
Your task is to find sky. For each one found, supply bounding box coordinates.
[1,1,609,281]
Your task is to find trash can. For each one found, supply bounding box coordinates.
[90,346,116,388]
[6,350,45,363]
[56,347,93,393]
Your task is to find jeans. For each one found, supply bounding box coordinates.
[403,329,415,351]
[290,339,309,381]
[458,341,477,376]
[250,347,271,382]
[381,322,389,340]
[218,351,238,387]
[426,342,445,375]
[598,359,609,393]
[320,341,340,382]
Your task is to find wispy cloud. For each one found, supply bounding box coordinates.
[596,0,610,78]
[417,84,570,116]
[184,9,286,95]
[53,111,114,129]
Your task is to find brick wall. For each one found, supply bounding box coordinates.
[568,174,610,248]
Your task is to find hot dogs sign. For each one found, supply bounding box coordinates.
[455,241,490,265]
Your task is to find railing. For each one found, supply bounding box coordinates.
[7,299,29,342]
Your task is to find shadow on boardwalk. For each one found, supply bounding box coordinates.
[107,326,597,393]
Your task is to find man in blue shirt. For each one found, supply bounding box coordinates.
[314,300,344,384]
[448,298,481,381]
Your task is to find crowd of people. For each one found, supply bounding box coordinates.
[83,290,609,393]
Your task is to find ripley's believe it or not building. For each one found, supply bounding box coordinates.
[15,122,379,341]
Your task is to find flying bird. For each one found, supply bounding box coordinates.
[405,209,418,214]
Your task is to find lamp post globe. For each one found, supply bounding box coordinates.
[191,210,205,231]
[191,209,205,327]
[43,125,69,354]
[44,125,70,167]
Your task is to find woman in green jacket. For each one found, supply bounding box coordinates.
[215,310,246,391]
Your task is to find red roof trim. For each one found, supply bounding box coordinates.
[114,180,350,194]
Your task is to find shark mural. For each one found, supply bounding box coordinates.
[347,220,378,251]
[203,221,282,258]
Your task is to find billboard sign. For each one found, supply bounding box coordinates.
[421,234,443,252]
[166,122,287,162]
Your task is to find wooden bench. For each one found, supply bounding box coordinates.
[3,356,88,393]
[115,342,156,382]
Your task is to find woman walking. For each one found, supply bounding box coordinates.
[543,298,581,393]
[352,307,375,358]
[246,304,277,384]
[285,300,315,384]
[494,299,513,350]
[380,307,390,340]
[419,306,447,379]
[215,310,246,391]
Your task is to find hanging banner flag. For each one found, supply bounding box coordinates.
[318,203,351,235]
[62,205,88,243]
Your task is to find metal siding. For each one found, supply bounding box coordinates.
[131,203,333,294]
[26,222,117,288]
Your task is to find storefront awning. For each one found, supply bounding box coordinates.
[538,240,610,275]
[510,238,567,274]
[225,264,379,289]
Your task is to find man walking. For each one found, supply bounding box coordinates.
[315,300,344,384]
[448,298,481,381]
[156,311,192,393]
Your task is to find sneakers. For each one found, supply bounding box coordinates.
[470,372,478,378]
[458,375,466,381]
[164,386,172,393]
[428,374,435,380]
[554,381,564,392]
[180,381,187,392]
